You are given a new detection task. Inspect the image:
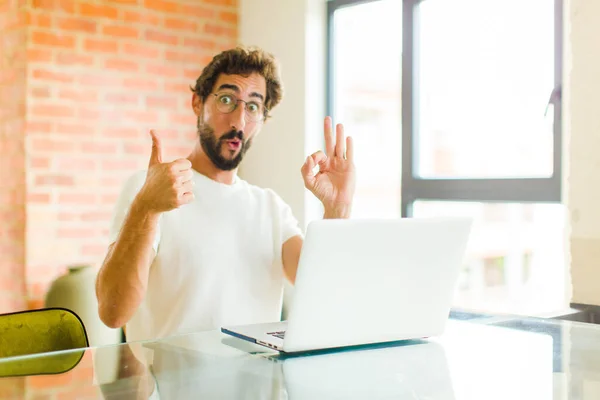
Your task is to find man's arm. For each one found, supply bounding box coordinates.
[96,130,194,329]
[96,197,160,329]
[288,116,355,284]
[282,235,303,284]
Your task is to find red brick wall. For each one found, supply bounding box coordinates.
[0,0,237,396]
[0,0,28,314]
[20,0,238,308]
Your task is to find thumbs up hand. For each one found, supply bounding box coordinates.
[137,130,195,214]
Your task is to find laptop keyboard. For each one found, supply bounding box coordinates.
[268,331,285,340]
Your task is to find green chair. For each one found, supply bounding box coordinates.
[0,308,89,377]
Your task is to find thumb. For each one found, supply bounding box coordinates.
[301,155,316,189]
[149,130,162,166]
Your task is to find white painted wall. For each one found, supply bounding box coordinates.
[238,0,327,230]
[564,0,600,306]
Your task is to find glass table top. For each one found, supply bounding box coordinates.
[0,310,597,399]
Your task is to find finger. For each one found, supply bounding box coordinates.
[345,136,354,161]
[324,116,334,158]
[301,155,316,188]
[171,158,192,172]
[301,155,316,176]
[149,130,162,166]
[176,174,194,188]
[335,123,345,158]
[310,150,327,169]
[176,169,194,182]
[180,180,194,193]
[179,192,195,205]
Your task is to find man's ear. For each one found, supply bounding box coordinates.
[191,92,203,116]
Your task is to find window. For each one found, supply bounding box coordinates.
[412,201,566,314]
[328,0,403,219]
[327,0,565,315]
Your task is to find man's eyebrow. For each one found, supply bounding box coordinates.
[217,84,240,93]
[217,84,265,102]
[249,92,264,101]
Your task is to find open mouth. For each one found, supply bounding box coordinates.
[225,139,241,150]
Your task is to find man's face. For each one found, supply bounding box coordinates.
[192,72,267,171]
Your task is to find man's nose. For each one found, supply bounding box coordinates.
[229,102,247,132]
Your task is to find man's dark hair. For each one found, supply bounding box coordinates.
[190,46,283,120]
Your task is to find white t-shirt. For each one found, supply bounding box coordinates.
[108,169,303,343]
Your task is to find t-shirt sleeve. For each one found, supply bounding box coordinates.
[269,190,303,244]
[280,202,303,244]
[108,170,161,253]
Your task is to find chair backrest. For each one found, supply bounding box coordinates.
[0,308,89,377]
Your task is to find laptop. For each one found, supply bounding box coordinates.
[222,217,472,354]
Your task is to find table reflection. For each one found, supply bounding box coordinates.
[2,316,597,400]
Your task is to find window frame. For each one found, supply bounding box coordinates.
[326,0,563,217]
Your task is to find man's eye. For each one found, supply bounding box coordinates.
[247,103,260,113]
[220,95,233,104]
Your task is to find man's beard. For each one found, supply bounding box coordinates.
[197,118,252,171]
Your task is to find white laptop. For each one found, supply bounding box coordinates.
[222,217,472,354]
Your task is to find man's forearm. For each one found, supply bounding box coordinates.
[323,203,351,219]
[96,195,160,329]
